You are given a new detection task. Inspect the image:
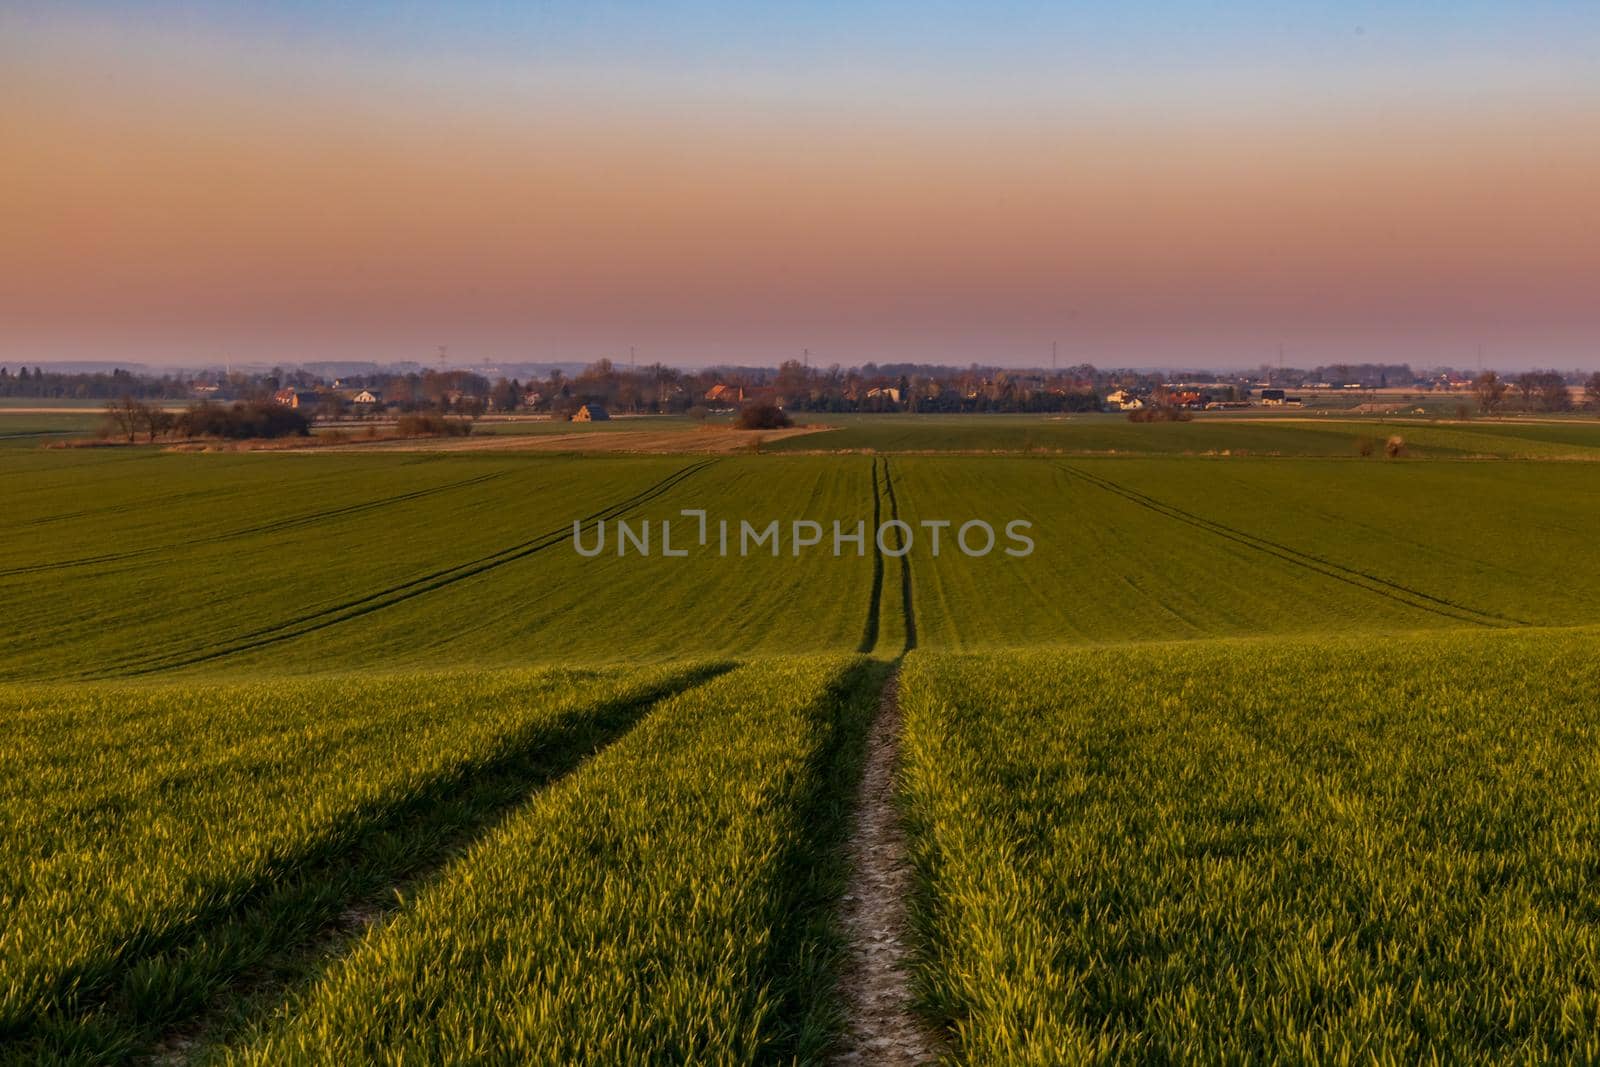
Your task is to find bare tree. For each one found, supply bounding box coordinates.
[133,402,172,442]
[1515,372,1540,408]
[1473,371,1506,415]
[103,396,140,442]
[1538,373,1573,413]
[1586,371,1600,412]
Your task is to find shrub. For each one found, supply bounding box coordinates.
[1127,406,1192,423]
[736,403,792,430]
[395,413,473,437]
[175,401,310,440]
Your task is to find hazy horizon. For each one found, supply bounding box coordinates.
[5,2,1598,370]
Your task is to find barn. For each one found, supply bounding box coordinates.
[572,404,610,422]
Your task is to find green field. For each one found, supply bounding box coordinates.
[775,412,1600,459]
[900,630,1600,1062]
[0,412,104,448]
[5,416,1600,1062]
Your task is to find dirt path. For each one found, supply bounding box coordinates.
[835,667,943,1065]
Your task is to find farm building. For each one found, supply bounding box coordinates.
[1260,388,1286,406]
[572,404,610,422]
[272,388,320,409]
[351,389,381,405]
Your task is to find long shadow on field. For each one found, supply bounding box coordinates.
[745,657,892,1062]
[8,662,734,1065]
[858,458,886,653]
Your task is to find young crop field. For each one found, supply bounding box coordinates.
[0,412,104,448]
[7,447,1600,681]
[5,429,1600,1062]
[899,628,1600,1063]
[769,412,1600,459]
[0,662,722,1060]
[226,656,881,1065]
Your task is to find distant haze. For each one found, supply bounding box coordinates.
[4,2,1598,370]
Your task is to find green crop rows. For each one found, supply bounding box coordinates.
[900,630,1600,1063]
[229,656,881,1064]
[5,419,1600,1062]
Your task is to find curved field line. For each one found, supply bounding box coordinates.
[88,460,719,678]
[858,458,886,654]
[0,471,515,578]
[881,459,917,654]
[1059,463,1525,628]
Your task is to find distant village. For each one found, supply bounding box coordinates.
[2,360,1596,418]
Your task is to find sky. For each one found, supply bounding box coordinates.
[3,1,1598,370]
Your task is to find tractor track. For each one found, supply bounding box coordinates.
[1059,463,1525,628]
[88,460,718,678]
[0,471,514,578]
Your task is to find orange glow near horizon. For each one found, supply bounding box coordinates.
[5,18,1599,368]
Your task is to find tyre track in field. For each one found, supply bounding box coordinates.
[89,460,719,678]
[837,461,931,1060]
[4,481,225,532]
[858,457,918,656]
[858,458,886,654]
[1059,463,1525,628]
[0,471,514,578]
[881,460,917,653]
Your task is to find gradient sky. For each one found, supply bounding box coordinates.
[4,2,1598,369]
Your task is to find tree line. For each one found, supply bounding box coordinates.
[1471,371,1600,414]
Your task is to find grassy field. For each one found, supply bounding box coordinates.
[6,416,1600,1061]
[900,629,1600,1063]
[1,663,716,1060]
[5,447,1597,680]
[228,656,879,1065]
[0,412,104,447]
[772,412,1600,458]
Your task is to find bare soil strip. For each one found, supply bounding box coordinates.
[835,668,943,1065]
[287,426,829,453]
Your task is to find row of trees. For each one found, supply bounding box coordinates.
[1471,371,1600,414]
[103,398,310,442]
[0,366,191,400]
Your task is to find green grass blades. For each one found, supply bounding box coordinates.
[224,656,883,1065]
[0,663,715,1061]
[899,628,1600,1064]
[0,454,878,681]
